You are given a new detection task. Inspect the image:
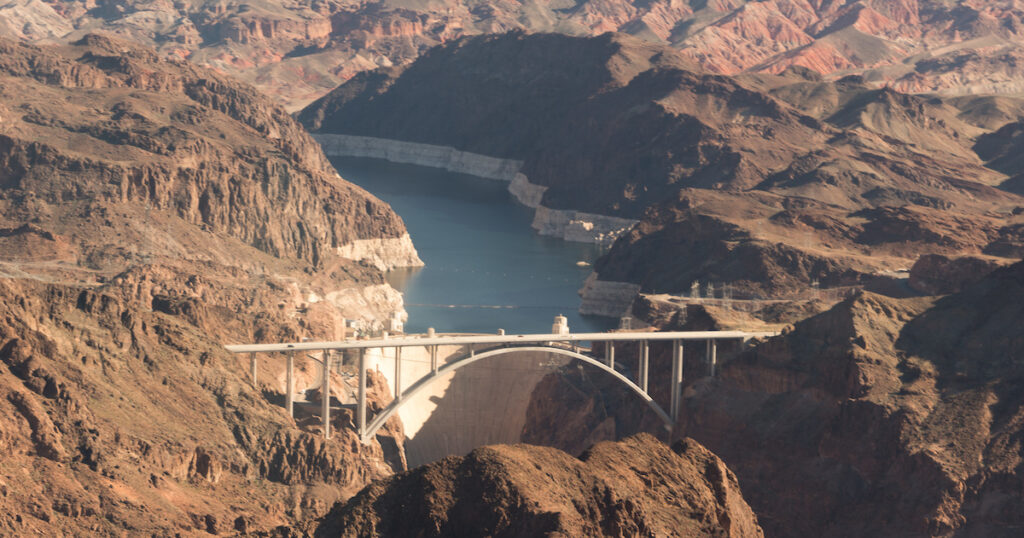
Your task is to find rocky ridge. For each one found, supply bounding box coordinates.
[300,32,1024,311]
[266,434,764,537]
[0,35,418,534]
[6,1,1024,108]
[522,260,1024,537]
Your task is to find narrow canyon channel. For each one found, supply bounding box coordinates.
[331,156,619,334]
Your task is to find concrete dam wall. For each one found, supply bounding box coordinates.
[363,343,570,467]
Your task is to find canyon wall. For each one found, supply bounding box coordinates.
[302,33,1024,309]
[334,233,423,272]
[522,261,1024,537]
[0,35,420,534]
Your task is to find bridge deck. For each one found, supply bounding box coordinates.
[224,330,778,354]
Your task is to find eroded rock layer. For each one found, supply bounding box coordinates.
[6,1,1024,108]
[272,434,763,537]
[300,31,1024,302]
[523,260,1024,537]
[0,35,416,534]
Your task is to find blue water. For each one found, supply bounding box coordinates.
[330,157,617,335]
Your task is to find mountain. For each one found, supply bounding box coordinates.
[268,434,764,537]
[0,34,418,534]
[300,31,1024,300]
[4,1,1024,108]
[523,259,1024,537]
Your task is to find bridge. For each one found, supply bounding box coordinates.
[224,328,777,443]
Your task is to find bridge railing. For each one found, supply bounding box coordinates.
[225,330,778,441]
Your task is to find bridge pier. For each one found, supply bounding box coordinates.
[286,351,294,419]
[322,350,331,439]
[707,340,717,377]
[639,341,649,392]
[670,340,683,421]
[358,349,367,442]
[394,347,403,401]
[250,353,257,386]
[605,341,615,369]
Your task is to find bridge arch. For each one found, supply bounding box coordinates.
[361,345,674,442]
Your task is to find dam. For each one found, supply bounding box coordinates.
[273,155,637,466]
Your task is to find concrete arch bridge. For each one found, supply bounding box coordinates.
[225,330,776,443]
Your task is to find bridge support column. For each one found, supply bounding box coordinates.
[286,351,294,419]
[250,353,257,386]
[604,341,615,369]
[394,347,402,401]
[670,340,683,421]
[358,349,367,443]
[322,350,331,439]
[639,341,649,393]
[430,345,438,373]
[706,340,717,377]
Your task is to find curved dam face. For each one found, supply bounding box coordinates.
[365,343,570,467]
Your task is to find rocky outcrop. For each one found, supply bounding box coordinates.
[0,34,421,323]
[278,434,763,537]
[907,254,1005,295]
[0,35,419,270]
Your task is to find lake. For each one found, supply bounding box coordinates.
[330,157,618,334]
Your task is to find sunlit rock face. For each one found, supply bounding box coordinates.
[277,434,765,538]
[0,35,422,534]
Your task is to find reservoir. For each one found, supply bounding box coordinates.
[330,157,617,334]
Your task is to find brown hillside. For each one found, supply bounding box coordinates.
[523,260,1024,536]
[273,434,763,538]
[0,35,415,535]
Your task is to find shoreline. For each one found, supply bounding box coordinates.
[313,134,638,247]
[314,133,642,318]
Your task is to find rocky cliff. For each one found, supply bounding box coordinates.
[523,260,1024,537]
[269,434,763,537]
[0,34,421,273]
[0,35,418,534]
